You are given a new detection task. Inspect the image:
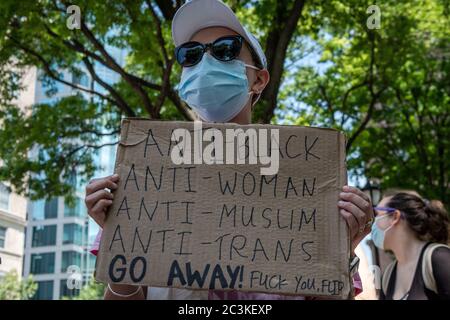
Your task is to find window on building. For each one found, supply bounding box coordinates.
[0,182,10,211]
[44,198,58,219]
[32,225,56,247]
[32,280,54,300]
[63,223,83,246]
[30,253,55,274]
[0,226,6,248]
[64,197,86,218]
[59,279,80,299]
[24,226,27,249]
[87,253,97,272]
[88,219,100,247]
[33,198,59,220]
[31,200,45,220]
[61,251,82,273]
[66,170,77,188]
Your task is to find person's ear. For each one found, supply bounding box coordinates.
[392,210,402,225]
[250,69,270,107]
[251,69,270,95]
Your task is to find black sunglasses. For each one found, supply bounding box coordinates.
[175,35,244,67]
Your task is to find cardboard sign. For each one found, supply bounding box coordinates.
[95,119,351,298]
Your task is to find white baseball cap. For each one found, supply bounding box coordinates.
[171,0,267,69]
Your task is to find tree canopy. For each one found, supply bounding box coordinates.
[0,270,37,300]
[0,0,448,205]
[62,278,105,300]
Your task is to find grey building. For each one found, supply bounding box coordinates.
[21,47,124,299]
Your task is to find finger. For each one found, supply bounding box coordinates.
[85,189,114,210]
[91,173,120,183]
[89,199,110,228]
[342,185,371,204]
[338,200,366,232]
[88,173,119,186]
[90,210,106,228]
[340,209,359,239]
[86,175,119,195]
[90,199,113,226]
[342,185,374,222]
[91,198,113,214]
[87,174,118,186]
[339,192,371,216]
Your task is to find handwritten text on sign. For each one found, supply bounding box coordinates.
[95,119,350,298]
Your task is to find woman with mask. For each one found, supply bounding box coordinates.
[372,192,450,300]
[86,0,374,300]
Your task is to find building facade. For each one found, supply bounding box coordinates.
[23,196,96,299]
[0,66,36,280]
[19,51,121,299]
[0,182,27,278]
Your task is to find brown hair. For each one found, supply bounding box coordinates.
[387,192,449,244]
[382,188,422,198]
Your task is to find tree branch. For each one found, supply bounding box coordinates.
[167,89,196,121]
[145,0,176,115]
[70,129,120,137]
[154,59,174,114]
[82,57,136,117]
[154,0,178,20]
[318,85,335,125]
[346,95,376,152]
[43,23,108,67]
[395,88,434,187]
[346,32,381,151]
[43,20,162,92]
[259,0,306,123]
[342,81,368,111]
[146,0,169,65]
[7,36,126,111]
[42,23,136,115]
[78,19,156,116]
[64,141,120,163]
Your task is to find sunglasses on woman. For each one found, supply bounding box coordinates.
[373,206,404,218]
[175,35,244,67]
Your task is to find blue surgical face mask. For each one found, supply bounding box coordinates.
[178,53,259,122]
[371,215,394,250]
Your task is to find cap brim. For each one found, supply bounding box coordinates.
[172,0,251,47]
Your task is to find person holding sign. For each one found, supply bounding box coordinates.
[86,0,374,300]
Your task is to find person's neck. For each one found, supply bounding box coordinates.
[391,231,426,265]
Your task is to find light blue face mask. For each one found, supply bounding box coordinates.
[371,215,394,250]
[178,54,259,122]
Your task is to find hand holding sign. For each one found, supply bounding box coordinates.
[85,174,119,228]
[338,186,375,253]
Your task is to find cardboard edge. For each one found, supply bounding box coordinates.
[94,119,353,299]
[94,118,131,283]
[115,118,131,170]
[338,131,353,299]
[119,117,343,134]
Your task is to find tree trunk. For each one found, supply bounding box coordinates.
[254,0,306,124]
